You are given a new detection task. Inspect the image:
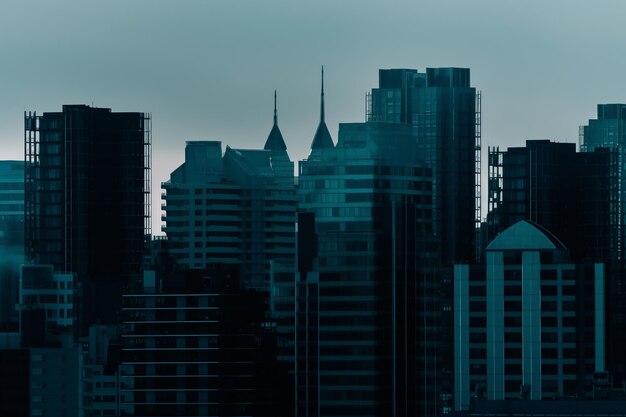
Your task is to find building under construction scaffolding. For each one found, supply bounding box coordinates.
[24,105,151,336]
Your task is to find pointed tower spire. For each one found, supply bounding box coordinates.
[264,90,287,151]
[321,66,325,122]
[273,89,278,126]
[310,66,334,151]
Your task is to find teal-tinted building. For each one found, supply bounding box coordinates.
[297,73,435,415]
[454,221,606,409]
[162,95,296,290]
[368,68,479,264]
[580,104,626,258]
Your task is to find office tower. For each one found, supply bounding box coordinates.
[580,104,626,259]
[120,266,290,417]
[0,160,25,324]
[24,105,151,334]
[454,221,606,410]
[162,98,296,289]
[298,74,436,417]
[368,67,479,263]
[487,140,619,262]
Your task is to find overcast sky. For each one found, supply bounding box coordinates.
[2,0,626,233]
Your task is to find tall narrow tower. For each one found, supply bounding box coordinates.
[369,67,478,264]
[24,105,151,335]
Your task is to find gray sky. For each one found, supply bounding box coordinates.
[2,0,626,234]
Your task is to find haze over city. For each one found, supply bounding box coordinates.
[3,0,626,233]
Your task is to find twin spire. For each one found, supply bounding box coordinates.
[264,66,334,153]
[311,66,334,150]
[264,89,287,151]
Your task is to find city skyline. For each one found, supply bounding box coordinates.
[3,1,626,234]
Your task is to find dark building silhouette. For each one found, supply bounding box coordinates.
[580,104,626,259]
[487,140,619,262]
[120,266,291,417]
[24,105,151,335]
[368,68,480,263]
[296,69,439,416]
[0,349,30,417]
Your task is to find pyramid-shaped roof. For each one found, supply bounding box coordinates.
[311,121,334,149]
[264,91,287,151]
[310,66,334,150]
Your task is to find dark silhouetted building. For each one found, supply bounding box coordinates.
[298,74,438,416]
[120,266,291,417]
[487,140,619,262]
[24,105,151,334]
[580,104,626,259]
[368,67,479,263]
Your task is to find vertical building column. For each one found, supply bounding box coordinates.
[486,251,505,400]
[454,264,470,411]
[595,263,605,372]
[522,251,541,399]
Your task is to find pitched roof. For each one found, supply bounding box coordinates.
[310,66,334,150]
[264,90,287,151]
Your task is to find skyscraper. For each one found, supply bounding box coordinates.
[24,105,151,334]
[297,71,436,416]
[580,104,626,259]
[368,67,479,263]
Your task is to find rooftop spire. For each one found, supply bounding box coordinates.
[273,89,278,126]
[310,66,334,151]
[264,90,287,152]
[320,66,325,122]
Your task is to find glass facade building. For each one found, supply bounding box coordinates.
[581,104,626,260]
[297,119,435,416]
[368,68,479,264]
[0,160,25,324]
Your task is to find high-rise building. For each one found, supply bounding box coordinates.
[162,96,296,289]
[24,105,151,334]
[297,69,436,415]
[368,68,480,263]
[487,140,620,262]
[454,221,606,409]
[0,160,25,324]
[580,104,626,259]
